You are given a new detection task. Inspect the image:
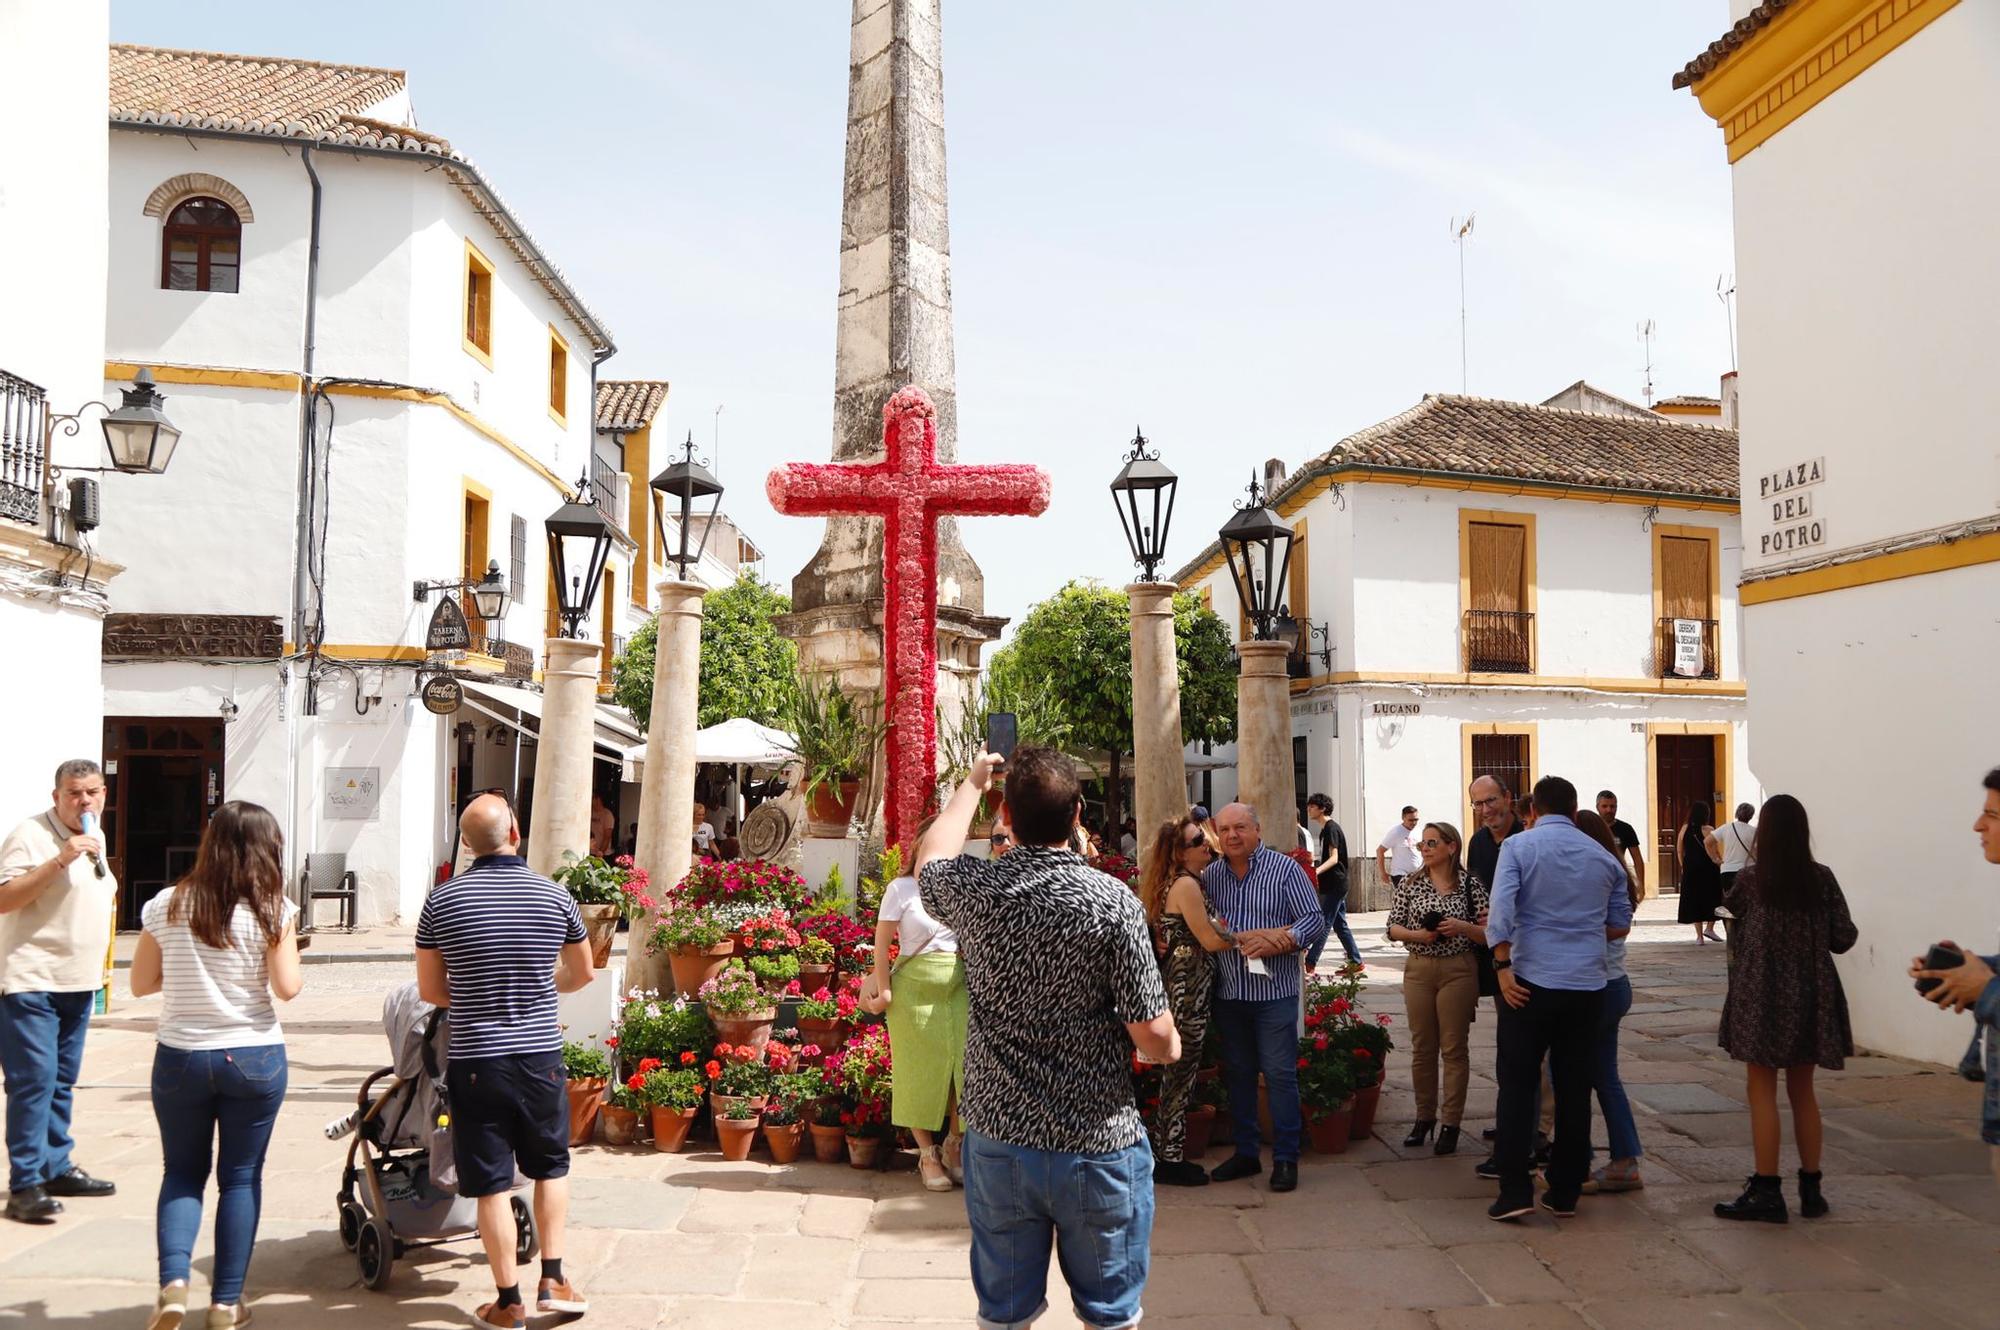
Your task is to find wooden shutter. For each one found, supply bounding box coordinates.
[1468,521,1525,612]
[1660,536,1711,620]
[1287,523,1309,619]
[510,515,528,607]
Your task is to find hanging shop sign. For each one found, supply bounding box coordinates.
[420,674,464,715]
[424,596,472,652]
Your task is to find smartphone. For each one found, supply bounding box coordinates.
[1915,941,1965,995]
[986,711,1018,769]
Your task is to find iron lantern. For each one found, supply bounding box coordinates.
[545,474,615,638]
[1108,426,1177,582]
[470,559,511,624]
[1217,473,1294,641]
[100,369,183,475]
[649,432,724,580]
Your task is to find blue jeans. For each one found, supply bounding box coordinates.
[1305,890,1361,968]
[152,1045,288,1303]
[1592,976,1642,1161]
[1214,996,1304,1163]
[962,1130,1154,1330]
[0,990,94,1192]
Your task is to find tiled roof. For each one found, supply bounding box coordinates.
[1673,0,1801,88]
[596,380,670,432]
[108,44,613,353]
[1654,394,1721,409]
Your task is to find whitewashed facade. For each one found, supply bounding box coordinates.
[1175,390,1755,907]
[1678,0,2000,1063]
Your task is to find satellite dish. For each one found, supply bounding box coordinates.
[741,803,794,860]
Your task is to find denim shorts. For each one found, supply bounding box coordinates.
[444,1051,568,1198]
[961,1129,1154,1330]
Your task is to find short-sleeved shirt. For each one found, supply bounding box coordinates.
[1312,819,1350,898]
[1200,845,1324,1002]
[877,874,957,958]
[1609,818,1641,856]
[1388,868,1490,959]
[415,854,585,1061]
[1379,822,1422,877]
[693,821,716,852]
[1716,820,1756,874]
[1467,818,1524,894]
[142,890,297,1050]
[0,812,117,994]
[919,846,1168,1154]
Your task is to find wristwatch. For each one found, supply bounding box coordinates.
[1492,958,1512,971]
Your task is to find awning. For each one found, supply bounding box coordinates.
[622,716,799,784]
[457,678,640,770]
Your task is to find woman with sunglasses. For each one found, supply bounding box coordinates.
[1386,822,1486,1155]
[1137,815,1236,1185]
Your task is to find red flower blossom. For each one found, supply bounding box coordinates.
[679,1051,696,1066]
[1355,1048,1371,1059]
[1296,1056,1310,1069]
[1312,1036,1328,1051]
[1377,1013,1393,1027]
[703,1060,722,1079]
[637,1057,662,1074]
[603,1036,619,1049]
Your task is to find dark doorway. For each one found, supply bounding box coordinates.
[1656,734,1719,893]
[1292,735,1310,831]
[1470,733,1531,807]
[103,718,225,928]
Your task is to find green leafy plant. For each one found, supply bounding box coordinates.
[721,1100,760,1122]
[708,1049,773,1099]
[552,852,656,920]
[560,1041,612,1081]
[810,863,850,916]
[646,900,731,953]
[781,672,889,804]
[798,936,834,967]
[637,1067,704,1111]
[747,952,800,987]
[608,990,714,1067]
[611,570,799,732]
[857,843,902,923]
[698,961,774,1017]
[813,1096,845,1127]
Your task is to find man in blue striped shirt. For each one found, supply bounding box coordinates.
[1200,802,1324,1192]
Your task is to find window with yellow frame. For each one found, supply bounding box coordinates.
[463,240,495,366]
[547,327,570,425]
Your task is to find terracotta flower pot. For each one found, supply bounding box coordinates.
[578,904,621,969]
[808,1122,847,1163]
[796,1017,849,1060]
[564,1077,606,1146]
[709,1092,768,1124]
[601,1104,644,1147]
[845,1134,883,1169]
[1182,1104,1217,1160]
[798,964,837,998]
[1350,1081,1382,1141]
[763,1120,805,1164]
[707,1009,777,1056]
[715,1113,761,1161]
[669,941,737,996]
[805,778,862,837]
[650,1104,699,1153]
[1306,1103,1354,1155]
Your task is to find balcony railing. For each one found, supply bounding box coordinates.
[1463,610,1534,674]
[1655,617,1721,680]
[590,460,631,534]
[1,370,48,528]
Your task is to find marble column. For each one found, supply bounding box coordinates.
[1234,640,1294,838]
[629,580,705,994]
[527,637,604,878]
[1127,582,1188,884]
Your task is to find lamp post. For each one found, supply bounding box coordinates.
[527,476,615,877]
[630,443,725,993]
[47,369,185,477]
[1219,474,1297,831]
[1110,427,1187,883]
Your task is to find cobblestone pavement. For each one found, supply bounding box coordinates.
[5,901,1996,1328]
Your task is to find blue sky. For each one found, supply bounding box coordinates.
[112,2,1736,635]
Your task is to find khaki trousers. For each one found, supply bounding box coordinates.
[1404,951,1479,1126]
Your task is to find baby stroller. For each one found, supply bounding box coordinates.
[332,982,538,1290]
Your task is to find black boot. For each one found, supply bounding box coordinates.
[1714,1174,1787,1223]
[1403,1121,1435,1148]
[1433,1125,1461,1156]
[1797,1169,1827,1219]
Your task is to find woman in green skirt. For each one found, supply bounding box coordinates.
[868,867,967,1191]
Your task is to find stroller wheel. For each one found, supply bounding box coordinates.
[337,1199,363,1252]
[511,1194,539,1263]
[357,1217,394,1291]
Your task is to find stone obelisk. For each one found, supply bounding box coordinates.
[781,0,1003,745]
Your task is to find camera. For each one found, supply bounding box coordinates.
[1418,910,1446,933]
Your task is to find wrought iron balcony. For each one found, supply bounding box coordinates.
[590,459,631,534]
[1655,616,1721,680]
[1463,610,1534,674]
[1,370,48,528]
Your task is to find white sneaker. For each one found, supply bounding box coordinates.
[148,1283,188,1330]
[206,1303,251,1329]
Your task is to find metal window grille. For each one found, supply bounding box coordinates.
[0,370,48,528]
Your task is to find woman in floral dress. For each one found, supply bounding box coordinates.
[1136,815,1235,1186]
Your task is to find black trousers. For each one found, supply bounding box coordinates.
[1495,984,1603,1198]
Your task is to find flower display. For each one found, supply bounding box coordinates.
[553,852,656,920]
[1297,963,1395,1100]
[737,908,802,953]
[698,961,774,1017]
[707,1043,773,1099]
[673,858,813,914]
[607,988,714,1069]
[827,1024,894,1139]
[1089,853,1140,888]
[794,979,861,1023]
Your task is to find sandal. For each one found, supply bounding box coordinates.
[917,1146,953,1193]
[942,1132,964,1185]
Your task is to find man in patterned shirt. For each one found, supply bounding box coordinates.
[1202,801,1324,1193]
[919,747,1177,1330]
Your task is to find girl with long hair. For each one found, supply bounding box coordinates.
[1137,815,1234,1185]
[1714,794,1856,1223]
[129,801,303,1330]
[1677,800,1724,944]
[1574,809,1646,1192]
[1385,821,1486,1156]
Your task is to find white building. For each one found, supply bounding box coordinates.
[1677,0,1999,1063]
[95,44,652,926]
[0,2,119,819]
[1175,388,1755,907]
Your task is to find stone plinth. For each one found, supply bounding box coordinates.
[801,837,861,908]
[1234,639,1294,833]
[557,959,622,1053]
[631,580,705,994]
[526,637,604,878]
[1127,581,1188,882]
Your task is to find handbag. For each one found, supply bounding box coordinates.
[1462,871,1499,997]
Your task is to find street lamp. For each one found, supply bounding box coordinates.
[48,369,184,476]
[412,559,511,627]
[1218,473,1294,641]
[1108,426,1176,581]
[546,473,615,638]
[649,432,724,580]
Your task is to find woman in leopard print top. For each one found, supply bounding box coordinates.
[1386,822,1488,1154]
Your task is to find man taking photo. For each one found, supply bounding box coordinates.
[919,747,1175,1330]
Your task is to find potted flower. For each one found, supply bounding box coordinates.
[607,989,715,1078]
[783,673,888,836]
[746,951,800,993]
[794,981,857,1057]
[649,900,737,997]
[705,1042,773,1120]
[737,907,802,955]
[1087,852,1140,889]
[760,1093,806,1165]
[1297,1025,1360,1154]
[637,1066,704,1152]
[603,1076,649,1147]
[699,961,778,1053]
[559,1041,612,1146]
[796,935,837,996]
[830,1025,893,1169]
[808,1094,847,1163]
[553,853,655,968]
[715,1100,761,1161]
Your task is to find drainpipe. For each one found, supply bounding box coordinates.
[286,142,324,909]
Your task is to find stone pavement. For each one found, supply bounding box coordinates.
[7,900,1997,1329]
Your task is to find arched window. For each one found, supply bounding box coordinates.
[161,197,241,293]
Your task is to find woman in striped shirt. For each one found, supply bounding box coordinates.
[130,801,302,1330]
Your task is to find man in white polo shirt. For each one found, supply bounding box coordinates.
[0,759,120,1224]
[1377,805,1423,886]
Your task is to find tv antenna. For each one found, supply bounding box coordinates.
[1450,214,1476,393]
[1637,318,1657,406]
[1716,274,1738,371]
[712,403,724,482]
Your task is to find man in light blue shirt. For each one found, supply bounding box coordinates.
[1483,776,1632,1222]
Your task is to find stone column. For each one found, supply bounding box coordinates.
[1127,582,1188,884]
[629,580,705,994]
[1234,640,1295,837]
[527,637,604,878]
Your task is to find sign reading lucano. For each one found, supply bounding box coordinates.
[1758,455,1827,557]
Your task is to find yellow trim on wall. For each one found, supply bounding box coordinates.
[547,325,570,427]
[1740,529,2000,606]
[282,643,432,662]
[1287,670,1747,698]
[1458,507,1538,674]
[1460,722,1538,836]
[463,239,496,368]
[323,382,571,495]
[1687,0,1961,163]
[1642,721,1734,901]
[105,361,301,392]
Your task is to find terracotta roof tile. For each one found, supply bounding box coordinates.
[1673,0,1801,89]
[1654,394,1721,409]
[595,381,670,432]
